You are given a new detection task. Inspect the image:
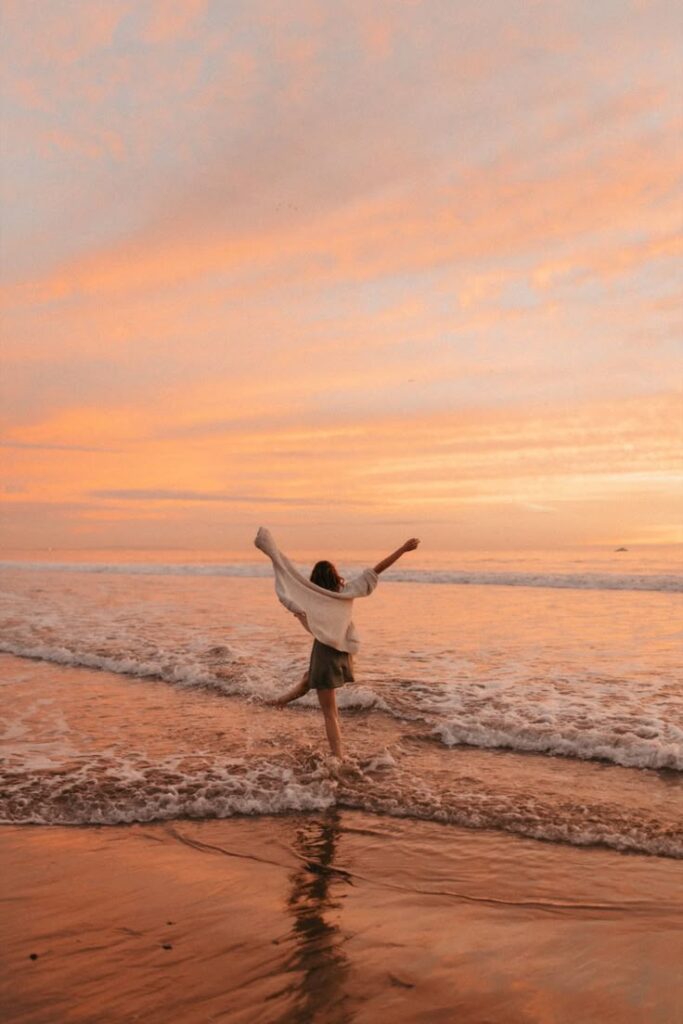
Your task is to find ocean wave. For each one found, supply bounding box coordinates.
[2,639,680,771]
[386,569,683,593]
[430,712,683,771]
[0,640,388,713]
[1,560,680,592]
[0,755,336,826]
[405,674,683,770]
[0,560,272,578]
[0,639,248,695]
[1,751,679,859]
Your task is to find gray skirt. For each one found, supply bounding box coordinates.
[308,639,355,690]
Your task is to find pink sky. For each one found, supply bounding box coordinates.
[1,0,681,552]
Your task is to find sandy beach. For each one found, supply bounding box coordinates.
[2,812,681,1024]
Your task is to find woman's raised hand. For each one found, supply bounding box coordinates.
[374,538,420,574]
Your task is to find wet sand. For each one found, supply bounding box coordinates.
[1,812,681,1024]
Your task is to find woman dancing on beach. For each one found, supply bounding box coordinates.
[254,528,420,759]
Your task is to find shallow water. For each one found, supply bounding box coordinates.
[1,551,681,856]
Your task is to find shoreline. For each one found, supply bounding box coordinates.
[2,652,680,859]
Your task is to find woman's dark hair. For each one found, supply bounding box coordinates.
[310,560,344,592]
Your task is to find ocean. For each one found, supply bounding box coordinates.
[1,545,681,857]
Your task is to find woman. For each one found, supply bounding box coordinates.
[255,527,420,759]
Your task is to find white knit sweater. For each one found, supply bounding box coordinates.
[254,527,378,653]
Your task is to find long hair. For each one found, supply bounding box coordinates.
[310,560,344,593]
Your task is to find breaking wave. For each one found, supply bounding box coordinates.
[1,749,679,859]
[1,560,681,593]
[1,638,680,772]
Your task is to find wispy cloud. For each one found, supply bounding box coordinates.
[89,489,376,506]
[1,0,681,548]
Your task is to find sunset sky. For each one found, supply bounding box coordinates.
[1,0,681,552]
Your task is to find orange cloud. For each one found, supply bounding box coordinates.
[2,125,680,313]
[2,1,680,550]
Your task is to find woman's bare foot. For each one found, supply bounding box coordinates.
[325,754,363,780]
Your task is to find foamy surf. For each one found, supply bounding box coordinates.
[0,754,336,825]
[1,558,681,863]
[1,748,680,859]
[1,559,681,592]
[0,640,389,715]
[1,638,680,771]
[432,716,683,770]
[0,639,250,695]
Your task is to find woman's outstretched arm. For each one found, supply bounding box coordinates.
[373,538,420,575]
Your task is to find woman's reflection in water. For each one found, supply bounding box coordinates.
[273,811,353,1024]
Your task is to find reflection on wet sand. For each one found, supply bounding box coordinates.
[2,812,681,1023]
[273,811,353,1024]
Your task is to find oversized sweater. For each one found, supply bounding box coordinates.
[254,526,378,654]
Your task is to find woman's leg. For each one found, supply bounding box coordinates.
[316,688,343,759]
[266,671,309,707]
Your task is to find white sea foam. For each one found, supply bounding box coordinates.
[414,679,683,770]
[1,560,680,592]
[386,569,683,593]
[2,555,681,857]
[0,639,242,692]
[0,754,336,826]
[0,560,272,578]
[342,786,683,859]
[1,751,679,859]
[432,716,683,770]
[2,638,680,771]
[0,638,392,712]
[295,684,390,712]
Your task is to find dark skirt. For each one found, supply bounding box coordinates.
[308,639,355,690]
